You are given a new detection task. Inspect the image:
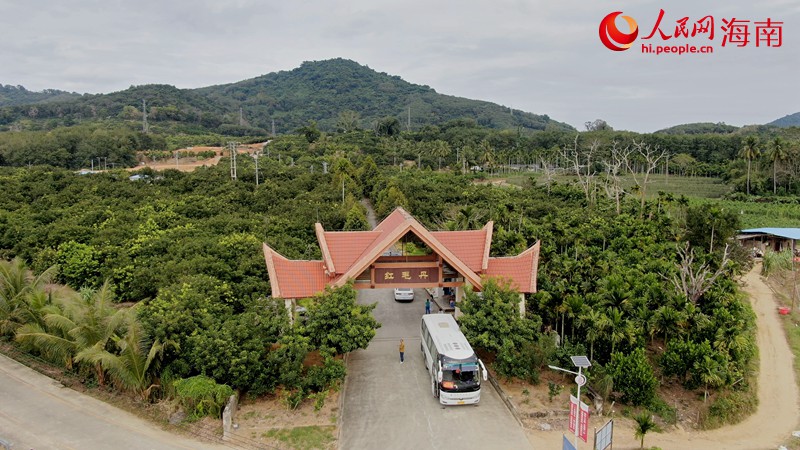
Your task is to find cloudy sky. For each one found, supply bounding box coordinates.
[1,0,798,132]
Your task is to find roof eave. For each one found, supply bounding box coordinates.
[315,223,336,274]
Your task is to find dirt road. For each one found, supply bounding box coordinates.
[528,264,800,449]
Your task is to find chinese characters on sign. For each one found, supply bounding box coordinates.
[568,395,591,443]
[374,267,440,285]
[601,9,783,55]
[644,9,783,47]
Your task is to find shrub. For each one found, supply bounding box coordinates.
[173,375,234,421]
[548,382,562,402]
[609,348,657,406]
[281,388,306,410]
[303,354,346,393]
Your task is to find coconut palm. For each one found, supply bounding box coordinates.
[633,412,658,449]
[769,136,787,194]
[479,140,495,173]
[0,258,57,337]
[13,290,76,367]
[608,307,635,354]
[15,282,130,383]
[430,140,451,170]
[739,136,760,195]
[75,315,176,400]
[580,307,609,361]
[699,354,725,402]
[651,305,684,344]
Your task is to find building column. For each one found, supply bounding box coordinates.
[519,293,526,318]
[285,298,294,325]
[454,284,467,319]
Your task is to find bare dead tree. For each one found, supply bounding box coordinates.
[627,141,669,216]
[561,135,599,204]
[602,141,633,214]
[540,158,557,194]
[672,242,731,304]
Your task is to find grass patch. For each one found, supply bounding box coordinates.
[648,397,678,425]
[692,198,800,228]
[701,388,759,429]
[263,425,335,449]
[784,311,800,389]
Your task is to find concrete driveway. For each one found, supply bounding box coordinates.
[0,352,221,450]
[340,288,532,450]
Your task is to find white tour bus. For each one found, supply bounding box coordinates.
[420,314,488,405]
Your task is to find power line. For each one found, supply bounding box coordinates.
[142,99,148,133]
[229,141,239,180]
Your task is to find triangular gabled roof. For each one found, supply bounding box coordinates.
[316,223,383,275]
[263,207,540,298]
[431,221,493,272]
[331,207,485,289]
[263,243,332,299]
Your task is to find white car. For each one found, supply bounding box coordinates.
[394,288,414,302]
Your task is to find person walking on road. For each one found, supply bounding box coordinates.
[425,298,431,314]
[399,339,405,364]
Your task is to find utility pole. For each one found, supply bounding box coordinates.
[228,141,239,180]
[142,99,148,133]
[253,152,260,186]
[407,105,411,131]
[271,119,276,137]
[239,107,244,126]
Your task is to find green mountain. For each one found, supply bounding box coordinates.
[0,58,573,134]
[768,112,800,128]
[0,84,81,107]
[655,122,740,135]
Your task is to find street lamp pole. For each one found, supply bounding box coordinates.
[548,355,591,450]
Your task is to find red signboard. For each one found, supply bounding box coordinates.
[579,400,590,442]
[568,395,590,443]
[569,395,577,434]
[374,267,440,285]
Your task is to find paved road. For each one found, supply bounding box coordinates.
[0,353,221,450]
[340,288,532,450]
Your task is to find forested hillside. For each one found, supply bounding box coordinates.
[769,112,800,128]
[655,122,740,135]
[0,58,573,135]
[0,84,80,107]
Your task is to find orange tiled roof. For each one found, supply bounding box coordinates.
[374,208,411,233]
[485,242,540,293]
[264,207,540,298]
[431,228,489,273]
[332,208,485,289]
[263,243,331,299]
[322,231,382,275]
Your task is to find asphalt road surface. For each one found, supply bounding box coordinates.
[0,353,221,450]
[340,288,533,450]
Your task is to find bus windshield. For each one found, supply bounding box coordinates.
[440,356,480,392]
